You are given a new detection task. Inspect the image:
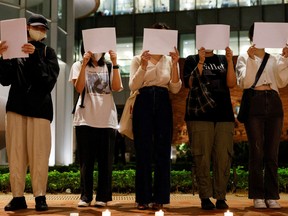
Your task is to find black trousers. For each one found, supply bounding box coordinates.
[75,126,116,202]
[133,86,173,204]
[244,90,283,200]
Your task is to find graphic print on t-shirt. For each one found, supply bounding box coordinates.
[202,56,227,92]
[86,69,111,95]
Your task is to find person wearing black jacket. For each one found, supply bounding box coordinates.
[0,14,59,211]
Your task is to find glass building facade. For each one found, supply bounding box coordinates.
[80,0,287,77]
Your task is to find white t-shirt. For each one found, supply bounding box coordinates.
[69,61,118,129]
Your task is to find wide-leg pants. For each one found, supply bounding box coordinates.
[245,90,283,200]
[133,86,173,205]
[6,111,51,197]
[75,126,116,203]
[186,121,234,200]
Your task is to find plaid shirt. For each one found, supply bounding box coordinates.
[186,67,216,116]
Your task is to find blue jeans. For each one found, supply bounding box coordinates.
[133,86,173,204]
[245,90,283,200]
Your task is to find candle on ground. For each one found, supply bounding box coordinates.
[102,209,111,216]
[155,209,164,216]
[224,210,233,216]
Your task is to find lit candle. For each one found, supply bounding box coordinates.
[224,210,233,216]
[102,209,111,216]
[155,209,164,216]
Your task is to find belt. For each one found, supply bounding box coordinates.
[139,86,168,93]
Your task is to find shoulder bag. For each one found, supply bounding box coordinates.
[237,53,270,123]
[118,91,139,140]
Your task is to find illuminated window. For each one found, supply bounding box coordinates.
[261,0,282,5]
[179,34,196,58]
[196,0,216,9]
[239,0,254,7]
[115,0,134,15]
[230,31,239,55]
[135,0,154,13]
[155,0,170,12]
[239,31,250,55]
[179,0,195,10]
[135,36,144,56]
[98,0,113,15]
[217,0,238,8]
[116,37,134,76]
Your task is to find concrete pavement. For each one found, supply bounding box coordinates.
[0,193,288,215]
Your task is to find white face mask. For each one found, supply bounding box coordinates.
[93,53,102,61]
[29,29,46,41]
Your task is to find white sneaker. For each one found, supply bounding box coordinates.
[253,199,267,208]
[78,200,90,207]
[265,199,281,209]
[95,201,107,207]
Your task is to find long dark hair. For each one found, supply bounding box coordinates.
[80,41,105,67]
[150,22,170,30]
[248,23,254,42]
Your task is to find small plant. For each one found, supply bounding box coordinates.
[176,143,192,162]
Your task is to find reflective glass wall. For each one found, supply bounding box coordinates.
[0,0,68,63]
[96,0,285,15]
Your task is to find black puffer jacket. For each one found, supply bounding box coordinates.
[0,41,59,122]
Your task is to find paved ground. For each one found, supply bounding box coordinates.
[0,193,288,216]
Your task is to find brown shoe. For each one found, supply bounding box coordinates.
[152,203,163,211]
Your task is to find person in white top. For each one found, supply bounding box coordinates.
[129,22,182,211]
[69,43,122,208]
[236,23,288,209]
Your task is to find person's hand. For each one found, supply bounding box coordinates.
[282,45,288,58]
[109,50,117,65]
[140,50,151,70]
[247,44,256,60]
[225,47,233,62]
[169,46,179,65]
[82,51,92,66]
[21,43,35,54]
[198,47,205,63]
[0,41,8,55]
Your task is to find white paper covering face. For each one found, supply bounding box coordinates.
[82,27,117,53]
[253,22,288,49]
[142,28,178,55]
[196,24,230,50]
[0,18,28,59]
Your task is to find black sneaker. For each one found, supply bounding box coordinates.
[216,200,229,209]
[4,197,27,211]
[201,198,215,210]
[35,196,48,211]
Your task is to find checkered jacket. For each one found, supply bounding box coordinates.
[186,67,216,116]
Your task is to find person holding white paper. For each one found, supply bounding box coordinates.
[183,46,236,210]
[129,22,182,211]
[69,42,122,208]
[236,23,288,209]
[0,14,59,211]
